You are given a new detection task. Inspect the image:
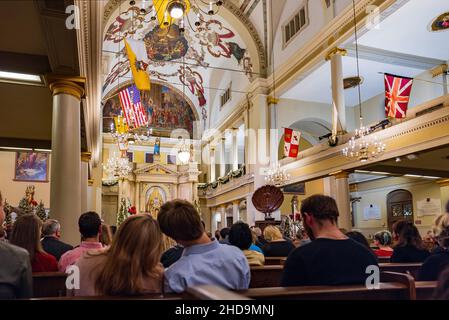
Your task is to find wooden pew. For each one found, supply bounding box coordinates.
[250,266,283,288]
[31,293,183,300]
[186,286,252,300]
[415,281,437,300]
[264,257,287,265]
[379,263,422,279]
[32,272,68,298]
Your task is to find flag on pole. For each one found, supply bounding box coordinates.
[284,128,301,158]
[118,84,147,128]
[384,73,413,119]
[114,116,128,134]
[124,39,151,91]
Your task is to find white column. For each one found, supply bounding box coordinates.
[438,179,449,211]
[268,97,279,165]
[327,48,347,135]
[219,137,226,177]
[220,205,226,228]
[332,171,352,231]
[135,181,141,214]
[210,146,216,182]
[80,152,91,214]
[231,128,239,171]
[232,200,240,223]
[48,75,85,245]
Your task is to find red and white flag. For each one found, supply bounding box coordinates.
[118,84,148,128]
[385,73,413,119]
[284,128,301,158]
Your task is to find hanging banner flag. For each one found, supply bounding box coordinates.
[384,73,413,119]
[124,39,151,91]
[284,128,301,158]
[114,116,128,134]
[118,84,147,128]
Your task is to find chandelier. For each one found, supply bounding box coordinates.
[265,163,291,187]
[177,137,191,164]
[103,154,133,180]
[110,117,152,149]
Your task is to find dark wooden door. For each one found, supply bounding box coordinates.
[387,189,414,231]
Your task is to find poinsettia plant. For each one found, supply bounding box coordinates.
[128,206,137,215]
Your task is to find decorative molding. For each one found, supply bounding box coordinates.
[45,74,86,100]
[267,96,279,105]
[431,64,448,78]
[437,179,449,187]
[81,152,92,163]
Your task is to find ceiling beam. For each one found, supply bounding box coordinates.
[345,44,445,70]
[359,164,449,178]
[0,137,51,150]
[0,51,51,75]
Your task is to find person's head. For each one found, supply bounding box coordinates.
[392,220,408,242]
[41,219,61,238]
[374,230,393,248]
[78,211,102,240]
[10,214,43,260]
[263,226,283,242]
[157,200,205,245]
[214,230,221,240]
[396,222,425,249]
[220,227,230,240]
[346,231,370,249]
[433,214,449,248]
[228,222,253,250]
[252,227,262,238]
[95,214,163,295]
[100,224,113,247]
[300,195,339,240]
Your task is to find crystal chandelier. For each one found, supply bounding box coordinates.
[110,120,152,149]
[265,163,291,187]
[177,137,191,164]
[103,154,133,180]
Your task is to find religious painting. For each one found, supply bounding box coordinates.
[127,151,134,163]
[282,182,306,195]
[145,186,166,219]
[167,155,176,165]
[143,25,189,61]
[145,153,154,164]
[430,12,449,32]
[103,83,196,138]
[14,152,49,182]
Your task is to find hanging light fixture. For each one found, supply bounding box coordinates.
[177,136,191,164]
[265,163,291,187]
[168,0,185,19]
[103,153,133,180]
[342,0,386,163]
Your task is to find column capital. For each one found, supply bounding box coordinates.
[329,170,350,179]
[81,152,92,163]
[325,47,347,61]
[45,74,86,100]
[431,64,448,78]
[267,96,279,105]
[88,179,94,186]
[437,179,449,187]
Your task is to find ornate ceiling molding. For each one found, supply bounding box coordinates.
[102,0,267,77]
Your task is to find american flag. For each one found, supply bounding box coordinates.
[385,73,413,119]
[118,84,148,128]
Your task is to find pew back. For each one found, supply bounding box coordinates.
[32,272,67,298]
[379,263,422,279]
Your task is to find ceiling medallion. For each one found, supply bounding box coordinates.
[430,12,449,32]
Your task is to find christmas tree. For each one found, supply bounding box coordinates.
[117,197,131,227]
[3,200,13,226]
[18,197,33,216]
[35,201,48,221]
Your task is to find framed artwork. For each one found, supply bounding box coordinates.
[14,152,49,182]
[145,153,154,164]
[282,182,306,195]
[167,155,177,165]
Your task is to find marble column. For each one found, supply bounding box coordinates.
[80,152,91,214]
[47,75,85,245]
[220,205,226,228]
[231,128,239,171]
[326,48,347,135]
[219,137,226,177]
[135,181,141,214]
[232,200,240,223]
[332,171,352,231]
[210,146,216,182]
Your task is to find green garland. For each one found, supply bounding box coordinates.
[198,165,246,191]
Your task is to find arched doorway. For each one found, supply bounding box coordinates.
[387,189,414,231]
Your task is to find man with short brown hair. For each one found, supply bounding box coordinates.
[158,200,250,293]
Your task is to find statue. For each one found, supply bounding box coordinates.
[146,187,164,219]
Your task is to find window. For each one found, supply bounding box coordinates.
[220,84,232,109]
[283,3,309,47]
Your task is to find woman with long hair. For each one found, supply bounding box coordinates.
[373,230,394,258]
[391,222,430,263]
[10,214,58,272]
[262,225,295,257]
[75,214,164,296]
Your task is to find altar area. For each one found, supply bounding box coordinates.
[102,161,200,225]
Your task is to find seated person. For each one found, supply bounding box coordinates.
[41,219,73,260]
[160,235,184,268]
[346,231,371,250]
[262,226,295,257]
[419,213,449,281]
[391,222,430,263]
[10,214,58,272]
[251,227,267,248]
[281,195,378,286]
[59,212,103,272]
[249,230,263,253]
[158,200,250,293]
[229,222,265,266]
[75,214,164,296]
[218,227,230,245]
[373,230,394,258]
[0,193,32,299]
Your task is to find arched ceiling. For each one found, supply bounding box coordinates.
[101,0,267,129]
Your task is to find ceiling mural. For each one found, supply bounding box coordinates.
[103,82,197,138]
[102,2,255,127]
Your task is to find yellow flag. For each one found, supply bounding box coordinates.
[114,116,128,134]
[124,39,151,91]
[153,0,190,29]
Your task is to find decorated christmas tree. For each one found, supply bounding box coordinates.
[117,197,131,227]
[3,200,13,226]
[18,197,33,216]
[35,201,48,221]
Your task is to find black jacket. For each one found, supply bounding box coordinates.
[418,247,449,281]
[41,236,73,261]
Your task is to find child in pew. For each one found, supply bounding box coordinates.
[391,222,430,263]
[229,222,265,266]
[281,195,378,287]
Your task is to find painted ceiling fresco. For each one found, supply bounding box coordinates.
[103,82,197,138]
[102,2,255,125]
